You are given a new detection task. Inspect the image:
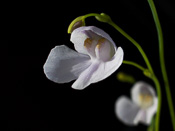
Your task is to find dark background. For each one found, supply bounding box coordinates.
[7,0,175,130]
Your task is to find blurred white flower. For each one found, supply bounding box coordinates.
[43,26,124,90]
[115,81,158,125]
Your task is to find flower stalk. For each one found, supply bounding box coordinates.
[147,0,175,130]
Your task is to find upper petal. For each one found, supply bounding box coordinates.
[87,26,117,50]
[43,45,91,83]
[131,81,156,109]
[70,26,117,55]
[71,47,124,90]
[115,96,141,126]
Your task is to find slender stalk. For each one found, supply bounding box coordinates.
[108,21,154,74]
[148,117,155,131]
[152,75,162,131]
[84,13,100,18]
[123,60,146,72]
[147,0,175,130]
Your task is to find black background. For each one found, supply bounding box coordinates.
[7,0,175,130]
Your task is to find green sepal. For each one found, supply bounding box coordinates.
[143,69,153,78]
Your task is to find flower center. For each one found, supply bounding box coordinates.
[138,93,153,109]
[84,37,115,62]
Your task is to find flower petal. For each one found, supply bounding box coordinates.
[95,38,115,62]
[71,61,100,90]
[43,45,91,83]
[70,26,117,55]
[133,97,157,125]
[71,47,124,90]
[115,96,141,125]
[131,81,156,108]
[143,97,158,125]
[92,47,124,83]
[88,26,117,50]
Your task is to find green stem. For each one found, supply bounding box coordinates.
[147,0,175,130]
[83,13,101,20]
[148,117,155,131]
[123,60,146,72]
[123,60,161,131]
[151,75,162,131]
[108,21,154,74]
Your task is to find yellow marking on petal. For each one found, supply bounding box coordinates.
[84,38,92,48]
[96,38,106,49]
[139,93,153,108]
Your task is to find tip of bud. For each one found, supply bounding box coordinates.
[68,16,85,34]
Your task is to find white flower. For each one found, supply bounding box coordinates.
[115,81,158,125]
[43,26,124,90]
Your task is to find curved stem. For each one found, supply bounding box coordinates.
[151,75,162,131]
[147,0,175,130]
[83,13,101,19]
[108,21,154,74]
[123,60,146,72]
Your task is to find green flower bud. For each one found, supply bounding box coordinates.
[116,72,136,84]
[67,16,85,34]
